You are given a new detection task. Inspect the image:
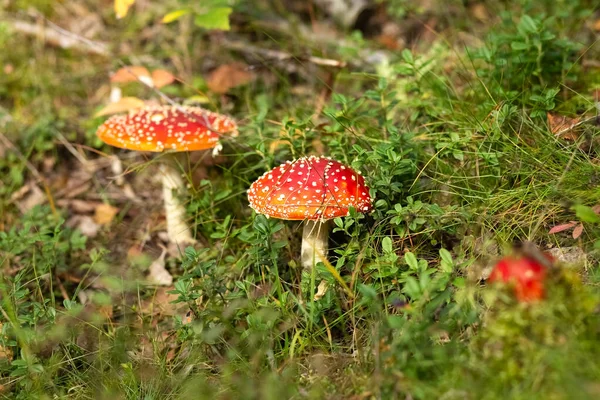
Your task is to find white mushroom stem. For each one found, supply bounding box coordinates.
[159,159,195,246]
[301,220,330,270]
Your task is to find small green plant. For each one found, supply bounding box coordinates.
[162,0,236,30]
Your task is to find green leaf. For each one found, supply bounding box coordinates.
[358,284,378,300]
[382,237,393,254]
[401,49,414,64]
[439,248,453,273]
[519,15,538,34]
[162,9,190,23]
[194,7,232,31]
[405,252,419,270]
[403,276,421,298]
[573,204,600,224]
[510,41,530,51]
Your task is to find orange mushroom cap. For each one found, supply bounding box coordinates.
[95,105,237,152]
[248,156,372,220]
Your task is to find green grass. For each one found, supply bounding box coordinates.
[2,0,600,398]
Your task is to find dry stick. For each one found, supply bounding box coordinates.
[253,18,395,69]
[0,132,57,216]
[8,19,109,56]
[55,132,91,169]
[220,38,347,68]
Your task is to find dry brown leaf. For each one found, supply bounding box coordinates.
[94,97,145,117]
[548,221,578,234]
[594,19,600,32]
[547,112,581,140]
[94,203,119,225]
[314,280,328,301]
[11,183,46,213]
[206,62,254,94]
[68,199,102,213]
[141,286,180,315]
[147,248,173,286]
[376,33,401,50]
[151,69,176,88]
[470,3,489,21]
[572,223,584,239]
[111,66,150,83]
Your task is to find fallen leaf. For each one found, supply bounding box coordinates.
[376,33,401,50]
[109,86,122,103]
[206,62,254,94]
[114,0,135,19]
[547,112,581,139]
[11,183,46,213]
[572,223,584,239]
[110,66,151,84]
[548,221,578,234]
[141,286,180,315]
[94,203,119,225]
[470,3,489,21]
[162,9,191,24]
[182,309,193,324]
[94,96,145,117]
[68,199,102,213]
[76,215,100,238]
[147,248,173,286]
[109,155,124,186]
[151,69,175,88]
[314,280,328,301]
[594,19,600,32]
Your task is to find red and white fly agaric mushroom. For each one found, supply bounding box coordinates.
[247,156,372,269]
[488,255,548,302]
[96,105,237,245]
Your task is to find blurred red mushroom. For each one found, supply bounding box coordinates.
[96,105,237,245]
[488,255,548,302]
[247,156,372,270]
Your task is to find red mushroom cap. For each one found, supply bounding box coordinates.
[247,156,372,220]
[95,105,237,152]
[488,256,547,302]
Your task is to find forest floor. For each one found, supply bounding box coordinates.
[1,1,600,399]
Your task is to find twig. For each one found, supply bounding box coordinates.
[8,19,109,56]
[252,18,391,68]
[55,132,92,169]
[221,38,347,68]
